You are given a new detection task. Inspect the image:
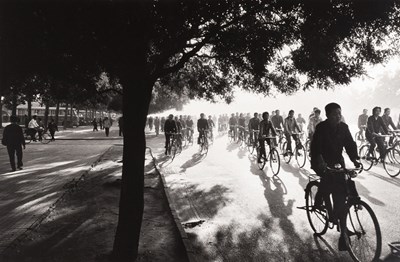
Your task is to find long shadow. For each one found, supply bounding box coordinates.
[280,161,310,189]
[354,180,386,207]
[369,170,400,188]
[180,153,206,172]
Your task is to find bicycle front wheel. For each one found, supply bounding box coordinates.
[296,145,307,168]
[359,144,373,171]
[383,148,400,177]
[247,137,255,154]
[344,200,382,262]
[269,148,280,176]
[171,145,177,160]
[305,140,311,162]
[305,181,329,236]
[282,142,291,164]
[257,147,266,170]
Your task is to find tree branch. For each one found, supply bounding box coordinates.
[97,88,123,95]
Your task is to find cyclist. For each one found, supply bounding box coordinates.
[357,109,368,141]
[382,108,397,146]
[207,115,215,140]
[271,110,284,130]
[197,113,209,144]
[164,114,177,155]
[366,107,389,161]
[248,113,260,144]
[283,110,301,156]
[186,115,194,141]
[160,116,166,132]
[238,113,246,140]
[310,102,361,251]
[296,113,306,133]
[174,116,183,147]
[27,115,40,141]
[228,113,237,138]
[308,109,322,142]
[258,112,277,163]
[179,115,186,140]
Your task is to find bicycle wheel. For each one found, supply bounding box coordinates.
[282,142,291,163]
[383,148,400,177]
[305,140,311,162]
[296,145,307,168]
[40,133,51,144]
[344,200,382,262]
[256,146,266,170]
[203,140,209,154]
[228,132,234,143]
[305,181,329,236]
[247,137,254,154]
[24,135,32,144]
[170,145,177,160]
[269,148,280,176]
[359,144,373,171]
[279,137,286,152]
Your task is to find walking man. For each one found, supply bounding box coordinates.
[48,118,58,141]
[2,116,25,172]
[92,118,98,131]
[103,117,112,137]
[154,116,160,136]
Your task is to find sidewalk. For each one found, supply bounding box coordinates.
[1,139,188,261]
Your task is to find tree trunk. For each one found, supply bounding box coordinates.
[64,103,68,129]
[77,108,80,126]
[85,108,88,123]
[112,19,152,259]
[11,94,17,116]
[44,102,50,128]
[27,99,32,120]
[69,104,73,126]
[0,94,3,128]
[55,101,60,126]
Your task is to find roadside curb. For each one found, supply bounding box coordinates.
[0,145,114,257]
[146,147,198,262]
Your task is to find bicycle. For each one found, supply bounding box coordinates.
[166,132,182,160]
[282,132,307,168]
[237,126,246,146]
[359,133,400,177]
[247,130,259,154]
[305,138,311,162]
[275,128,286,152]
[354,125,367,148]
[199,129,209,154]
[24,128,51,144]
[228,125,237,143]
[185,127,194,146]
[256,135,280,176]
[303,165,381,262]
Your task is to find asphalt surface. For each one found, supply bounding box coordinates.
[146,130,400,262]
[0,126,121,253]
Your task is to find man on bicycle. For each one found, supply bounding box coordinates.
[308,109,322,142]
[310,102,361,251]
[197,113,209,144]
[283,110,301,156]
[382,108,397,146]
[186,115,194,141]
[248,113,260,144]
[271,109,284,130]
[238,113,246,140]
[228,113,237,138]
[366,107,389,161]
[357,109,368,141]
[27,115,40,141]
[164,114,177,155]
[258,112,276,163]
[207,115,215,140]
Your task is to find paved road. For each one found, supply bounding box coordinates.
[146,130,400,261]
[0,127,122,253]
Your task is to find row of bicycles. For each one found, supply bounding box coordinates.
[165,128,213,160]
[228,125,311,176]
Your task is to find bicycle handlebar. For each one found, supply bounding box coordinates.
[326,165,363,178]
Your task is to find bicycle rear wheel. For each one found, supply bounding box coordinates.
[41,133,51,144]
[282,142,291,163]
[359,144,373,171]
[296,145,307,168]
[305,140,311,162]
[305,181,329,236]
[344,200,382,262]
[383,148,400,177]
[269,148,280,176]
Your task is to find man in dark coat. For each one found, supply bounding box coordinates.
[2,116,25,172]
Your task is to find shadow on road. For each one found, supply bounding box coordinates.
[180,153,207,172]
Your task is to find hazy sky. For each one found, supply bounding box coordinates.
[157,56,400,128]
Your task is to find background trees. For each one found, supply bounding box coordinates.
[1,0,400,260]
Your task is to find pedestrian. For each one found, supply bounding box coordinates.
[154,116,160,136]
[160,117,166,132]
[2,116,25,172]
[48,118,58,141]
[103,117,112,137]
[92,118,98,131]
[24,114,29,128]
[148,116,154,131]
[99,117,103,130]
[118,116,123,136]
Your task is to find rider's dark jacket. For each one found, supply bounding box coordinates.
[310,120,358,173]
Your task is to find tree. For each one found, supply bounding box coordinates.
[1,1,400,260]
